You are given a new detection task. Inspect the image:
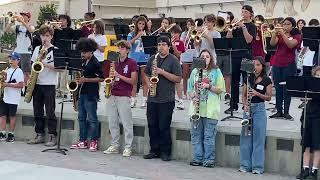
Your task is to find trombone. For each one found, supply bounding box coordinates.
[150,23,177,35]
[74,18,101,29]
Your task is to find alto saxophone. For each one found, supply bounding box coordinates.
[149,53,160,97]
[241,76,253,136]
[190,69,203,121]
[104,61,115,98]
[24,48,47,103]
[67,71,82,111]
[0,68,8,99]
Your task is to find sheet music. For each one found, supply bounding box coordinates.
[303,50,315,67]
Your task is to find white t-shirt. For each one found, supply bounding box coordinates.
[3,67,24,105]
[12,24,35,54]
[31,46,58,86]
[198,30,221,59]
[88,34,107,62]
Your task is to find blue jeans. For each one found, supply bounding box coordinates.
[272,62,296,114]
[78,94,99,141]
[240,102,267,173]
[191,117,218,165]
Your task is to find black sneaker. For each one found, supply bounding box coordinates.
[298,102,306,109]
[6,133,15,142]
[224,93,231,101]
[0,132,6,141]
[160,153,171,161]
[203,161,215,168]
[143,152,160,159]
[283,113,294,120]
[190,161,203,166]
[224,107,238,114]
[296,167,310,179]
[306,169,317,180]
[269,112,283,119]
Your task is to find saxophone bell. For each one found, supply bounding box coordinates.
[104,77,113,85]
[150,76,159,84]
[31,62,44,73]
[67,80,78,92]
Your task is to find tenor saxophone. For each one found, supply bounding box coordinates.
[0,68,8,99]
[104,61,115,98]
[241,76,253,136]
[67,71,81,111]
[24,48,47,103]
[149,53,160,97]
[190,69,203,121]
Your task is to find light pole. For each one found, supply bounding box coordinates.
[88,0,92,12]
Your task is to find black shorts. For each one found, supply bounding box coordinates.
[0,100,18,117]
[137,62,147,67]
[217,55,231,75]
[302,115,320,151]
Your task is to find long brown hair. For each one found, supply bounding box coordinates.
[134,16,148,36]
[94,20,104,35]
[199,49,218,70]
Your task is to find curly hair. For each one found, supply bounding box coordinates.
[76,38,98,52]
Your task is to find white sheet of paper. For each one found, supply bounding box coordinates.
[303,50,315,67]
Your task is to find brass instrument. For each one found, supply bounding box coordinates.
[193,27,208,43]
[184,21,198,48]
[149,53,160,97]
[150,23,177,35]
[67,71,81,111]
[190,69,203,121]
[24,48,47,103]
[74,18,101,29]
[0,68,8,99]
[227,18,245,31]
[214,16,227,32]
[7,12,17,23]
[104,61,115,98]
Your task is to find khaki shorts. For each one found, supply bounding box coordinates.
[217,55,231,75]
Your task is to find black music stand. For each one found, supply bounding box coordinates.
[302,27,320,66]
[214,38,249,121]
[265,36,277,112]
[286,76,320,180]
[42,49,82,155]
[114,24,130,40]
[142,35,158,55]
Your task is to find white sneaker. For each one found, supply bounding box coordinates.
[131,98,137,108]
[122,148,132,157]
[140,97,147,108]
[103,145,119,154]
[176,99,184,110]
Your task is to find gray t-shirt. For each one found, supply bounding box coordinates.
[145,54,182,103]
[198,30,221,58]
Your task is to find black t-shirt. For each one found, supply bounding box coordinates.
[232,22,256,59]
[245,75,272,103]
[80,55,104,99]
[144,53,182,103]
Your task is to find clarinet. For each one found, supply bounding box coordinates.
[190,69,203,121]
[241,75,253,136]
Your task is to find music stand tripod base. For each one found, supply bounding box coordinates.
[42,147,68,155]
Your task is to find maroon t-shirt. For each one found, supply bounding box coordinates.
[111,58,138,97]
[81,24,94,37]
[273,34,302,67]
[252,30,266,59]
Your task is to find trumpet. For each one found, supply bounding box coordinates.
[193,27,208,43]
[5,12,18,23]
[74,18,101,29]
[214,16,227,32]
[226,18,245,31]
[129,23,135,28]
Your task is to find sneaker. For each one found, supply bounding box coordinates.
[45,134,57,147]
[190,161,203,166]
[269,112,283,119]
[224,107,238,114]
[252,169,263,174]
[306,169,317,180]
[6,133,15,142]
[0,132,6,141]
[203,161,215,168]
[224,93,231,101]
[70,141,88,149]
[298,102,306,109]
[140,98,147,108]
[296,167,310,179]
[160,153,171,161]
[143,152,160,159]
[131,98,137,108]
[122,148,132,157]
[176,99,184,110]
[89,140,98,152]
[238,167,250,173]
[103,145,119,154]
[283,113,294,120]
[27,134,45,144]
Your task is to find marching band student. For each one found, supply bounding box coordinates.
[27,25,60,147]
[297,19,306,31]
[170,25,185,110]
[180,19,197,99]
[88,20,107,66]
[127,16,149,108]
[269,17,302,120]
[70,38,104,152]
[296,66,320,179]
[4,12,34,96]
[143,36,182,161]
[188,49,225,168]
[81,12,95,37]
[226,5,256,114]
[239,57,272,174]
[103,40,138,157]
[0,52,24,142]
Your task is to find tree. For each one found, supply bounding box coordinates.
[36,3,58,28]
[0,32,16,50]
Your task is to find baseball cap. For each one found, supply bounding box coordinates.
[8,52,21,60]
[20,12,31,18]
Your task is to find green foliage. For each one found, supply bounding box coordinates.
[0,32,16,50]
[36,3,58,28]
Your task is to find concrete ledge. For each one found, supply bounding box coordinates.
[12,107,301,176]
